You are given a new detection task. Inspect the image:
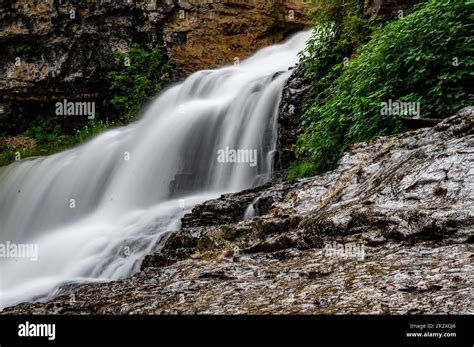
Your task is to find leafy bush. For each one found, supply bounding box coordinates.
[107,43,173,122]
[15,43,32,54]
[289,0,376,178]
[75,119,111,143]
[305,0,374,57]
[1,120,113,166]
[293,0,473,177]
[23,116,61,143]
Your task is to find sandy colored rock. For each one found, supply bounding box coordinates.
[164,0,310,76]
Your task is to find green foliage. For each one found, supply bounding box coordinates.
[15,43,32,54]
[300,0,377,97]
[307,0,374,56]
[294,0,473,177]
[270,0,285,26]
[107,43,173,122]
[293,0,376,176]
[23,116,61,143]
[0,135,78,167]
[75,119,111,143]
[0,120,114,166]
[287,161,317,180]
[0,150,16,166]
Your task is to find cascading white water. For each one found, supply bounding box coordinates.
[0,31,311,308]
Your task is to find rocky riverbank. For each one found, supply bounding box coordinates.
[3,107,473,315]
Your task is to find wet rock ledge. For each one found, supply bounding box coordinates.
[3,107,473,314]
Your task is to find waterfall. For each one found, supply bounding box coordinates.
[0,31,311,308]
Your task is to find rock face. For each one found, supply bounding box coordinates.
[3,107,473,315]
[0,0,309,134]
[0,0,171,133]
[364,0,418,18]
[274,65,312,176]
[163,0,310,77]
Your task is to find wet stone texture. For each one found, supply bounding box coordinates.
[3,107,473,314]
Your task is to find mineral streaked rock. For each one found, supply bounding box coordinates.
[2,107,473,314]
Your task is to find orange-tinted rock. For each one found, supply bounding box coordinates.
[163,0,310,76]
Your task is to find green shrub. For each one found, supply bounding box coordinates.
[0,120,114,166]
[23,116,61,143]
[287,160,317,180]
[15,43,32,54]
[293,0,376,176]
[305,0,374,57]
[75,119,111,143]
[294,0,473,176]
[107,43,173,123]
